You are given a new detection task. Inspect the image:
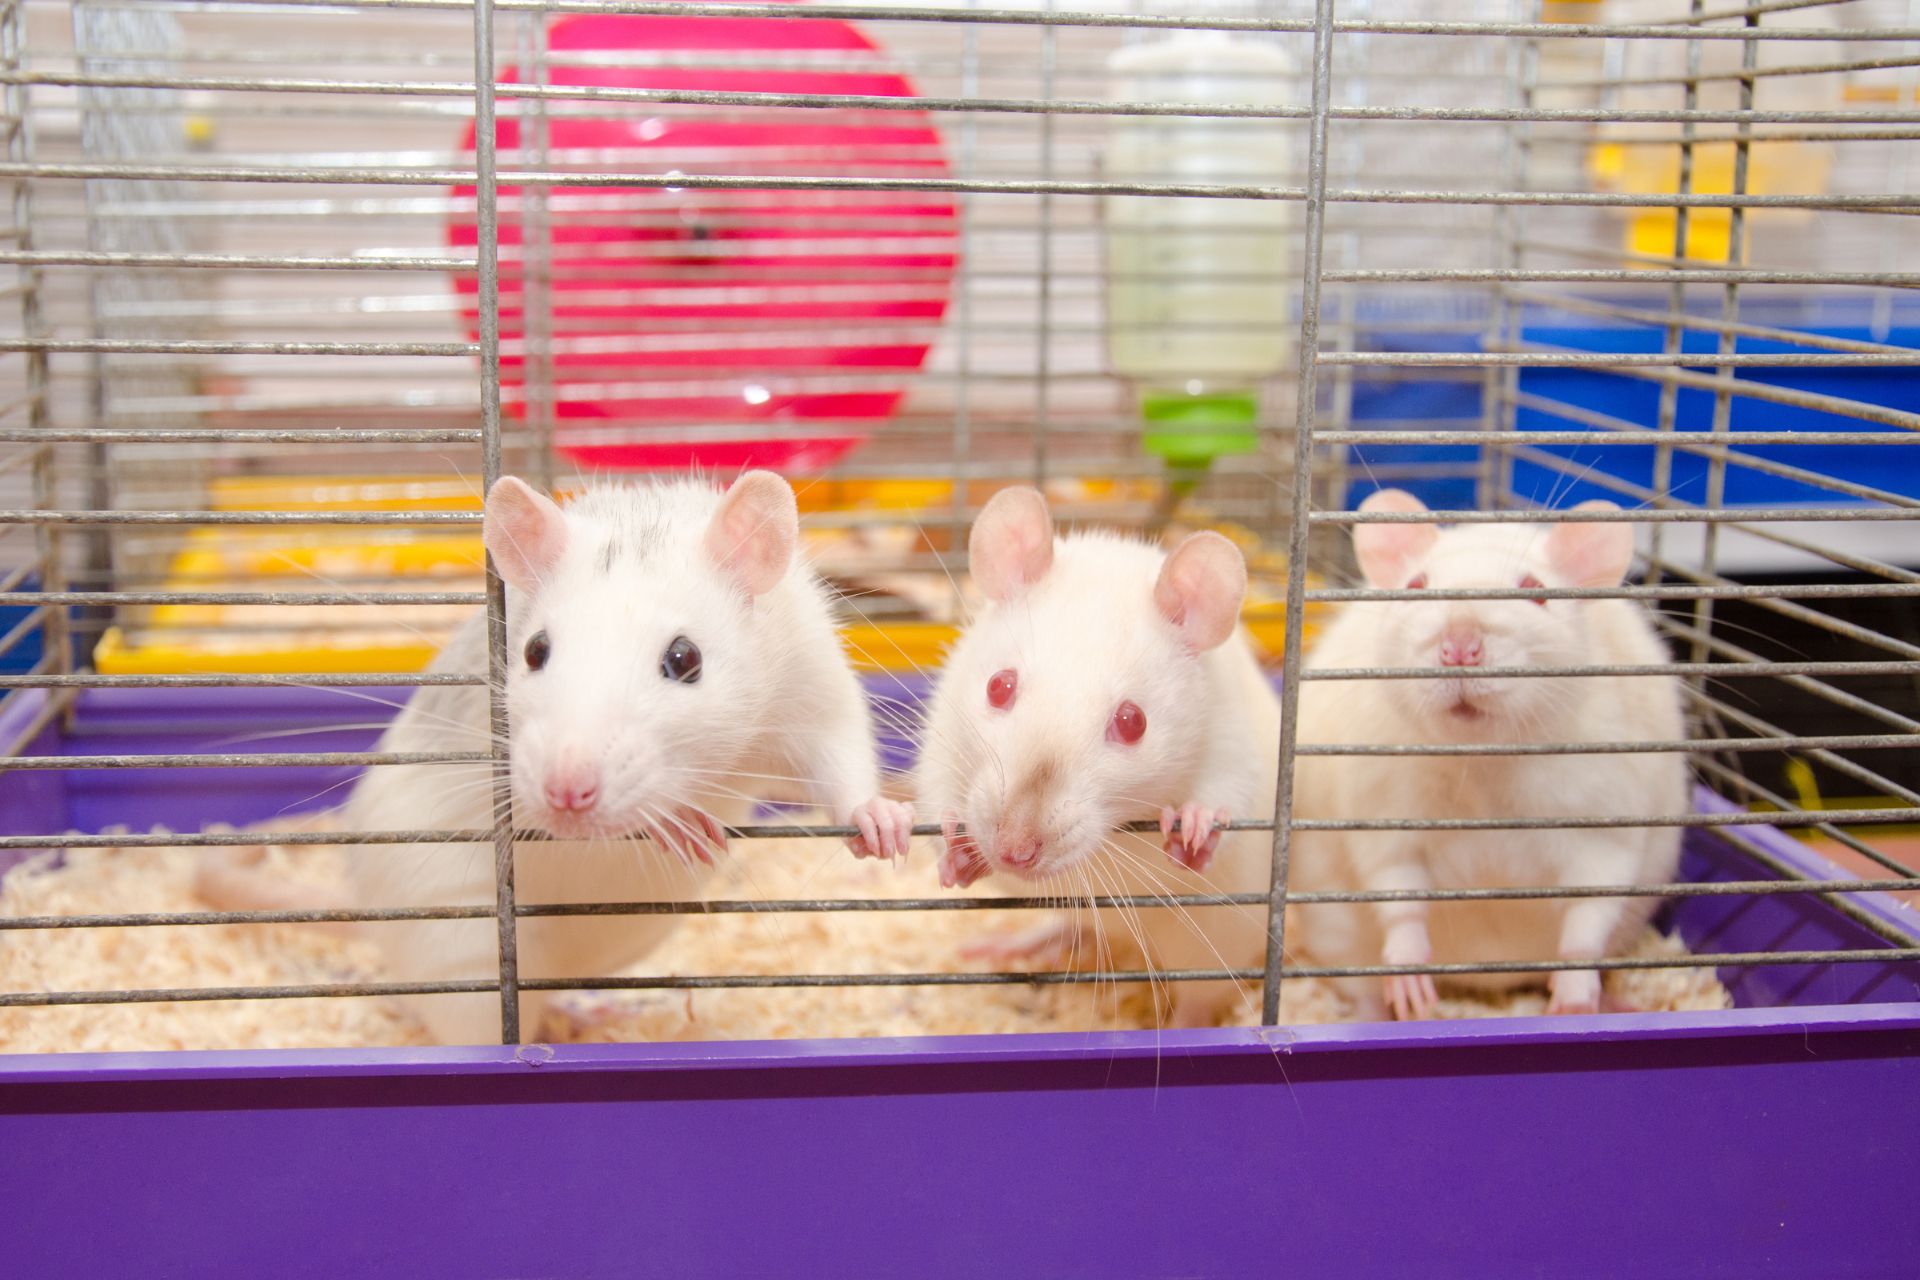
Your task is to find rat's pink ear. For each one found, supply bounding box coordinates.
[1353,488,1438,589]
[970,486,1055,603]
[705,470,798,597]
[484,475,568,592]
[1545,500,1634,588]
[1155,531,1247,653]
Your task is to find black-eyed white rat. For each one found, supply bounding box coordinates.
[200,471,911,1044]
[915,486,1281,1029]
[1289,488,1687,1020]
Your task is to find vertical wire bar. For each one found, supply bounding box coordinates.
[1261,0,1336,1026]
[70,6,112,679]
[522,10,555,492]
[1480,6,1534,513]
[1032,11,1056,490]
[3,3,61,699]
[1647,2,1706,583]
[948,11,978,602]
[1691,7,1756,668]
[473,0,521,1046]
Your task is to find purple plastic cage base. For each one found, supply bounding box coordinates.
[1,684,1916,1277]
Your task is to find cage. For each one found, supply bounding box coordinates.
[0,0,1917,1275]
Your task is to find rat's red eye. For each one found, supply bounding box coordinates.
[1107,700,1146,745]
[987,668,1017,710]
[1406,573,1428,590]
[1519,574,1548,606]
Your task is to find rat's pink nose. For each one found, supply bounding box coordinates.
[1439,629,1485,668]
[543,765,601,813]
[995,831,1044,870]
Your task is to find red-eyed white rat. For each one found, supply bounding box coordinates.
[1289,488,1687,1020]
[200,471,911,1044]
[915,487,1281,1029]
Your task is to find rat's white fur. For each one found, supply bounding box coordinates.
[334,474,883,1045]
[1289,493,1687,1020]
[918,526,1280,1028]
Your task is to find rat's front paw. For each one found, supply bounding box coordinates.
[1159,803,1228,872]
[847,796,915,862]
[656,808,727,866]
[1381,921,1438,1021]
[938,812,992,889]
[1546,968,1602,1016]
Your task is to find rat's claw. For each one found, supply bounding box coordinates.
[672,808,726,865]
[1162,803,1227,872]
[938,812,991,889]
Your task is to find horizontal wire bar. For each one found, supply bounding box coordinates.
[1293,809,1920,833]
[1323,351,1920,368]
[0,590,485,606]
[1328,268,1920,287]
[0,249,473,272]
[9,944,1913,1007]
[13,68,1920,129]
[0,338,476,356]
[1,506,1911,532]
[1301,659,1920,681]
[1277,948,1920,982]
[0,161,1914,214]
[1294,733,1915,757]
[1311,507,1920,525]
[141,0,1920,42]
[0,806,1906,846]
[0,428,482,444]
[0,672,485,689]
[1306,582,1920,603]
[4,875,1915,933]
[10,584,1911,612]
[1316,428,1914,446]
[0,510,477,526]
[0,751,490,771]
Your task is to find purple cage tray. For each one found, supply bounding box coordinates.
[1,685,1916,1278]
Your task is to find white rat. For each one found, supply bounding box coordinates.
[1289,489,1687,1020]
[915,487,1281,1029]
[200,471,912,1044]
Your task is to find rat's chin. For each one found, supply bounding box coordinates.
[525,808,632,841]
[1431,677,1510,727]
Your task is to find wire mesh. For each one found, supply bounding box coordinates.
[0,0,1913,1047]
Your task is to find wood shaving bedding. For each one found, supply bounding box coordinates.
[0,827,1728,1054]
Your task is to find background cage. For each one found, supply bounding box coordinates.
[0,1,1917,1276]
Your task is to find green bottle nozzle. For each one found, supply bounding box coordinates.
[1140,389,1261,469]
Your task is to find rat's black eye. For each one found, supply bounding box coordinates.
[524,630,551,671]
[661,635,702,684]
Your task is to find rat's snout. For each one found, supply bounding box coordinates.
[992,826,1045,871]
[1438,625,1485,669]
[542,759,602,814]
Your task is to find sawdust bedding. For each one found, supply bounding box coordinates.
[0,826,1728,1054]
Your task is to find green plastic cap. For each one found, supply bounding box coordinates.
[1140,389,1261,468]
